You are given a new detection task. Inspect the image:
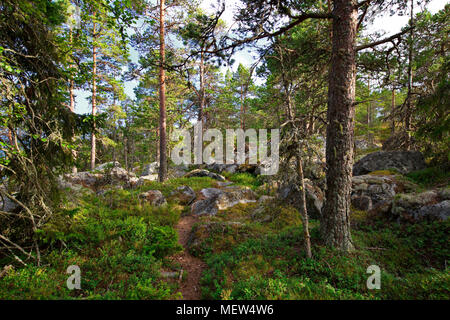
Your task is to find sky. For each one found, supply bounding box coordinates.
[73,0,447,114]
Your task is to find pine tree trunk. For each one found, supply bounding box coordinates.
[391,88,396,134]
[199,51,205,125]
[158,0,168,182]
[320,0,357,252]
[405,0,414,149]
[90,18,97,170]
[69,27,77,174]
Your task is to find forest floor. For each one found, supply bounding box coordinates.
[0,169,448,300]
[169,215,206,300]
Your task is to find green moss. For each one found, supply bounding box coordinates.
[406,167,450,187]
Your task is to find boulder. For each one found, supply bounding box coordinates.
[278,180,324,219]
[94,161,120,172]
[258,195,275,204]
[391,190,440,222]
[191,187,257,216]
[135,174,159,187]
[351,175,397,209]
[353,151,426,176]
[351,195,373,211]
[141,162,159,176]
[168,164,190,179]
[64,171,105,188]
[414,201,450,221]
[170,186,196,205]
[139,190,166,206]
[184,169,226,181]
[108,166,136,183]
[64,164,135,190]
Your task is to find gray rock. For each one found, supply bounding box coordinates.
[390,190,448,222]
[353,151,426,176]
[191,187,257,216]
[170,186,196,205]
[139,190,166,206]
[136,174,159,187]
[351,174,397,209]
[94,161,120,172]
[438,187,450,201]
[415,200,450,221]
[184,169,226,181]
[141,162,159,176]
[258,195,275,204]
[278,180,324,219]
[351,195,373,211]
[64,171,105,188]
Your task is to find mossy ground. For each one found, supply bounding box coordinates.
[0,172,448,300]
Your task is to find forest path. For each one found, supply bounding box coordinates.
[171,214,206,300]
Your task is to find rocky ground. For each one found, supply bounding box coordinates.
[1,148,448,300]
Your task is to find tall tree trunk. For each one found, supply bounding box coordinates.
[367,78,372,144]
[90,18,97,170]
[199,50,205,125]
[320,0,357,252]
[405,0,414,149]
[156,126,160,163]
[240,84,245,130]
[391,88,396,134]
[69,27,78,174]
[158,0,168,182]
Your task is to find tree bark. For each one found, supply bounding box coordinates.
[320,0,357,252]
[158,0,168,182]
[199,50,205,125]
[405,0,414,149]
[391,88,396,134]
[69,27,77,174]
[90,18,97,170]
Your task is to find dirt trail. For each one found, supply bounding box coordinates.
[172,215,206,300]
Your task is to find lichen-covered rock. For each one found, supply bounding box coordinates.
[108,166,136,183]
[64,163,135,190]
[184,169,226,181]
[168,164,189,178]
[191,187,257,216]
[141,162,159,176]
[353,151,426,176]
[170,186,196,205]
[94,161,120,172]
[135,174,159,187]
[391,190,440,221]
[351,195,373,211]
[64,171,106,188]
[139,190,166,206]
[389,190,450,222]
[414,201,450,221]
[351,175,397,209]
[278,180,324,219]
